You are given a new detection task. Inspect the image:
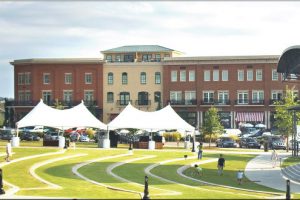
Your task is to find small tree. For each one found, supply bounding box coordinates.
[274,85,300,152]
[54,99,64,110]
[201,106,224,148]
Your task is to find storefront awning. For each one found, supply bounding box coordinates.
[236,112,264,122]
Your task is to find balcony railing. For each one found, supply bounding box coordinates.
[168,99,197,106]
[116,100,132,106]
[200,99,230,105]
[7,100,98,107]
[235,99,264,105]
[135,100,151,106]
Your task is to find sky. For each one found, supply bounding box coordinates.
[1,1,300,98]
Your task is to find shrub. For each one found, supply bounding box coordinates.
[203,134,218,143]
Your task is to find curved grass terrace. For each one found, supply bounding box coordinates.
[0,142,289,199]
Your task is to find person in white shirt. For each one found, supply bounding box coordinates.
[5,140,12,162]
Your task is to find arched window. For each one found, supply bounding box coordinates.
[108,72,113,85]
[122,72,128,85]
[119,92,130,105]
[155,72,161,84]
[138,91,149,105]
[140,72,146,84]
[107,92,114,103]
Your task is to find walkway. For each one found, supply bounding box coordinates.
[245,152,300,193]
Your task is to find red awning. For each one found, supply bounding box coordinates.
[236,112,264,122]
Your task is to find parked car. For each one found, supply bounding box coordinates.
[29,126,48,133]
[20,132,40,141]
[239,137,261,149]
[216,137,237,148]
[44,132,59,141]
[79,135,90,142]
[0,128,16,140]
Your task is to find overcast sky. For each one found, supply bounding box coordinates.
[1,1,300,98]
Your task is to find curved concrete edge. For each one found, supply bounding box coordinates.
[72,153,143,198]
[178,159,283,197]
[29,153,88,189]
[107,155,180,197]
[0,149,66,198]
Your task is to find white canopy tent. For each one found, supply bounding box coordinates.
[16,99,107,130]
[107,103,195,132]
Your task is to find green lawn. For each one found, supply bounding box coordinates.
[281,156,300,168]
[0,143,287,199]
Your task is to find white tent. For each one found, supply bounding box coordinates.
[16,99,107,130]
[107,103,195,132]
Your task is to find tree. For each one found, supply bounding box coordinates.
[53,99,64,110]
[202,106,224,148]
[274,85,300,152]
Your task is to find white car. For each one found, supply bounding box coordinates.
[29,126,45,133]
[79,135,90,142]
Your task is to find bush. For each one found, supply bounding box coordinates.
[86,128,96,139]
[163,132,182,142]
[203,134,218,143]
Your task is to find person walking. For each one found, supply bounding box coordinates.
[5,140,12,162]
[217,154,225,175]
[197,142,203,159]
[271,149,278,168]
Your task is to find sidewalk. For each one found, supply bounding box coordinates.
[245,152,300,193]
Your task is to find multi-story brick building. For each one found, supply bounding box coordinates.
[9,58,104,122]
[163,55,300,129]
[8,45,300,129]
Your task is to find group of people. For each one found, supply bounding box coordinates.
[195,142,243,184]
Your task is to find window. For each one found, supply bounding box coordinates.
[213,70,219,81]
[155,72,161,84]
[204,70,210,81]
[180,70,186,82]
[140,72,146,84]
[154,91,161,103]
[170,91,182,104]
[24,72,31,85]
[164,54,170,58]
[272,69,279,81]
[237,91,248,104]
[238,70,244,81]
[142,54,152,62]
[271,90,283,100]
[247,70,253,81]
[42,91,52,103]
[84,90,94,102]
[24,90,31,101]
[85,73,92,84]
[138,92,149,105]
[222,70,228,81]
[155,54,161,62]
[122,72,128,84]
[203,91,214,103]
[252,90,264,104]
[18,91,24,101]
[124,54,134,62]
[18,73,24,85]
[43,73,50,84]
[189,70,195,82]
[171,70,177,82]
[106,55,112,62]
[107,92,114,103]
[185,91,196,105]
[218,91,229,104]
[65,73,72,84]
[63,90,73,102]
[256,69,263,81]
[115,55,121,62]
[108,72,113,85]
[119,92,130,105]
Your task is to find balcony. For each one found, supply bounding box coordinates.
[200,99,231,106]
[7,100,98,107]
[116,100,132,106]
[234,99,264,105]
[135,100,151,106]
[168,99,197,106]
